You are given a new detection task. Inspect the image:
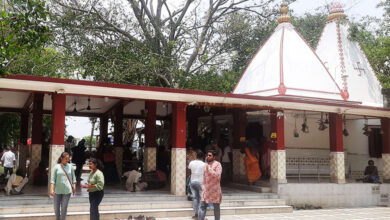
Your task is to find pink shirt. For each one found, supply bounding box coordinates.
[202,160,222,204]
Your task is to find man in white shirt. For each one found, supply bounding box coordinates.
[220,139,232,183]
[1,146,16,177]
[188,151,205,219]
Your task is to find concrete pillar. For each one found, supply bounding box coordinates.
[30,93,44,181]
[381,118,390,183]
[171,102,186,196]
[144,101,157,172]
[48,93,66,194]
[232,109,246,182]
[270,110,287,184]
[329,113,345,184]
[114,102,123,177]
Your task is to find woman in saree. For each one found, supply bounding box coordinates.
[244,138,261,185]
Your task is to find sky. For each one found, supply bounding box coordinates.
[290,0,384,19]
[66,0,385,139]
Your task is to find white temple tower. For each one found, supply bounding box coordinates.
[316,1,383,107]
[233,2,345,102]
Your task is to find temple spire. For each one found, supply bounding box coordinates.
[278,2,290,23]
[327,1,346,22]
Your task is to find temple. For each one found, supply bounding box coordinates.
[0,1,389,213]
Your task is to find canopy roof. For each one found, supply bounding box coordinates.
[0,75,389,118]
[316,1,383,107]
[233,3,346,102]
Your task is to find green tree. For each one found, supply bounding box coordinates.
[348,1,390,87]
[0,113,19,147]
[7,47,74,77]
[49,0,287,87]
[0,0,51,76]
[291,12,327,49]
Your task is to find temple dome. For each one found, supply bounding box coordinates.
[316,1,383,107]
[233,2,345,102]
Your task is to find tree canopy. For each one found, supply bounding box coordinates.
[1,0,51,76]
[49,0,290,87]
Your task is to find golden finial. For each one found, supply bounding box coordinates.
[327,1,346,21]
[278,2,291,23]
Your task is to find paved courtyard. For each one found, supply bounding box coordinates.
[157,207,390,220]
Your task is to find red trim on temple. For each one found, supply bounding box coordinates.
[279,27,286,94]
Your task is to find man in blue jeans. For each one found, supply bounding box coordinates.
[188,151,205,219]
[198,150,222,220]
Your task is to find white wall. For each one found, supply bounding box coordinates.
[284,113,330,157]
[279,183,390,208]
[344,119,383,174]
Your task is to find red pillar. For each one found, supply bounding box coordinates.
[171,102,186,148]
[99,115,108,145]
[32,93,44,145]
[145,101,157,149]
[171,102,187,195]
[19,111,29,174]
[270,110,285,150]
[48,93,66,194]
[20,112,29,145]
[51,94,66,145]
[381,118,390,154]
[113,102,123,148]
[382,118,390,182]
[329,113,343,152]
[30,93,43,180]
[233,109,246,150]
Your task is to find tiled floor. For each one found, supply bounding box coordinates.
[158,207,390,220]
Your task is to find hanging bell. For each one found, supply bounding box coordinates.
[343,128,349,136]
[318,121,327,131]
[294,128,299,137]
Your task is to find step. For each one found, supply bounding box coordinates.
[227,182,273,193]
[0,192,278,206]
[0,205,293,219]
[0,198,287,214]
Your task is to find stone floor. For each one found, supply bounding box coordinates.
[158,207,390,220]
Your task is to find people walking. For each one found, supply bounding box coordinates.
[81,158,105,220]
[1,146,16,177]
[188,151,205,219]
[50,152,76,220]
[72,139,86,181]
[198,150,222,220]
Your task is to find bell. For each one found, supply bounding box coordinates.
[343,128,349,136]
[318,121,327,131]
[294,128,299,137]
[301,122,309,133]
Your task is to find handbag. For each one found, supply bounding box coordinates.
[60,164,73,187]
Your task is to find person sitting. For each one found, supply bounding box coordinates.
[122,170,147,192]
[33,161,48,186]
[4,169,28,195]
[364,160,381,183]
